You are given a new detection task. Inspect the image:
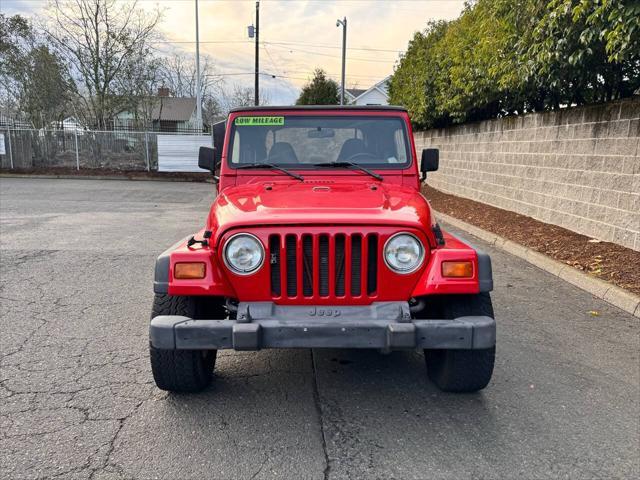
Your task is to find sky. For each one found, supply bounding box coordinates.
[2,0,465,104]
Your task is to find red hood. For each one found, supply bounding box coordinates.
[207,181,434,245]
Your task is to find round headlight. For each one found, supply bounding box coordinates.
[384,233,425,274]
[223,233,265,275]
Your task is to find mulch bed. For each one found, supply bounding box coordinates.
[0,167,214,183]
[422,185,640,296]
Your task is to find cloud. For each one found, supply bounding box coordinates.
[1,0,41,16]
[6,0,465,104]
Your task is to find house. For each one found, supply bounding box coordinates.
[114,89,199,132]
[345,76,391,105]
[150,97,198,132]
[49,116,86,133]
[345,88,366,102]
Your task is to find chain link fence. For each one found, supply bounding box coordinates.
[0,128,212,172]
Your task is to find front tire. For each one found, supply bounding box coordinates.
[423,293,496,393]
[150,347,216,393]
[149,294,219,393]
[425,346,495,393]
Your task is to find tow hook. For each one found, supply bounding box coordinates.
[187,230,212,248]
[409,297,425,313]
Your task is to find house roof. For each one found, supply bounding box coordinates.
[349,76,392,103]
[346,88,366,99]
[151,97,196,122]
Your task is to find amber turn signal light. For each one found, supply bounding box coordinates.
[442,261,473,278]
[174,262,206,279]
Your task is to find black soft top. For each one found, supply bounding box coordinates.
[229,105,407,113]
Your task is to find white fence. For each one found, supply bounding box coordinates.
[157,135,212,172]
[0,128,213,172]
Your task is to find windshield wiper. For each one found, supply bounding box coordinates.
[312,161,383,181]
[236,163,304,181]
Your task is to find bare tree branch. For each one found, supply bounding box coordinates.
[42,0,162,128]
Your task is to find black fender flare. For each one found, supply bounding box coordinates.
[153,236,190,294]
[447,232,493,293]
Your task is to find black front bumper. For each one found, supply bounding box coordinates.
[150,302,496,351]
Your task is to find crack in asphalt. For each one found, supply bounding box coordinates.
[311,350,331,480]
[88,398,148,480]
[4,179,639,479]
[2,181,341,480]
[0,249,156,478]
[249,453,269,480]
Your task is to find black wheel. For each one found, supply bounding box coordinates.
[150,346,216,393]
[149,294,221,393]
[423,293,495,393]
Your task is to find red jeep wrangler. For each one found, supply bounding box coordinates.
[150,106,495,393]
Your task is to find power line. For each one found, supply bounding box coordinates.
[258,45,387,80]
[149,38,401,55]
[207,70,380,84]
[280,69,383,79]
[151,39,398,65]
[262,43,285,78]
[263,40,401,54]
[150,40,250,45]
[266,43,396,63]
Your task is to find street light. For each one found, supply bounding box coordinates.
[336,17,347,105]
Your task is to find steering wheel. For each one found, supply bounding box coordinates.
[344,151,377,162]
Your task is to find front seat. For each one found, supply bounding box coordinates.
[337,138,366,161]
[268,142,298,163]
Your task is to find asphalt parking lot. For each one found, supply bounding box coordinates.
[1,177,638,479]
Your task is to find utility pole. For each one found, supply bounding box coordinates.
[254,0,260,106]
[336,17,347,105]
[195,0,203,131]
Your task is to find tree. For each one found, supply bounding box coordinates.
[222,85,254,109]
[576,1,640,64]
[160,52,224,125]
[0,14,32,115]
[432,0,526,122]
[43,0,162,129]
[296,69,339,105]
[389,0,639,128]
[529,0,639,104]
[0,14,74,127]
[22,46,75,128]
[219,84,270,113]
[161,53,219,99]
[388,21,450,128]
[116,53,164,129]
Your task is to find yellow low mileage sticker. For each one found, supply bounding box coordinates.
[235,116,285,126]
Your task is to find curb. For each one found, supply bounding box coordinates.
[0,173,213,183]
[436,211,640,318]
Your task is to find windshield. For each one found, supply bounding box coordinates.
[228,115,410,168]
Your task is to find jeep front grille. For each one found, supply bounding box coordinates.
[269,232,378,300]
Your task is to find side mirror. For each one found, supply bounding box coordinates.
[198,146,217,172]
[420,148,439,180]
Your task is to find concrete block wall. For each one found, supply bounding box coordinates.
[414,97,640,251]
